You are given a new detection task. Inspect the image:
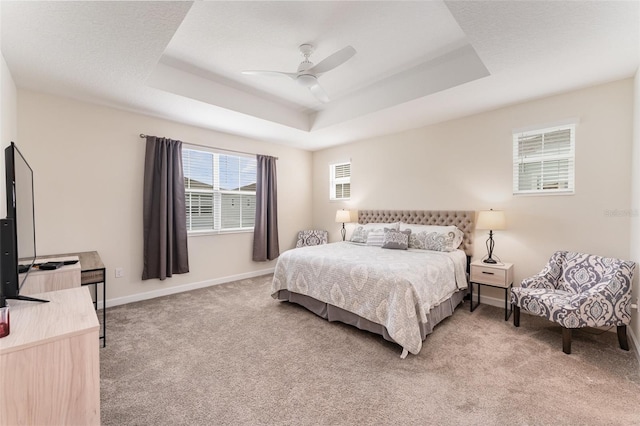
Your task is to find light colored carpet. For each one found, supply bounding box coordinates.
[100,274,640,425]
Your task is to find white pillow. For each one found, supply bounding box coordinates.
[362,222,400,231]
[400,223,464,251]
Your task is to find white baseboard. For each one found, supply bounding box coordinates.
[628,325,640,365]
[470,293,508,310]
[99,268,275,309]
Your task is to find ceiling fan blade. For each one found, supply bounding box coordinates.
[307,46,356,75]
[241,70,297,80]
[309,82,330,103]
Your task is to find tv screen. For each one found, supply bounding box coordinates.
[1,142,39,301]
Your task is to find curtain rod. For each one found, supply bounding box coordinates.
[139,134,277,160]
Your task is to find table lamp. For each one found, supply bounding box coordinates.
[476,209,506,264]
[335,209,352,241]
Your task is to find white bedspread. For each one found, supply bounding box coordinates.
[271,242,467,355]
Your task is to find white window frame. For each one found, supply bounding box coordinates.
[513,124,576,196]
[183,146,257,235]
[330,161,351,201]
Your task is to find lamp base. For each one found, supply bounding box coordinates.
[484,231,497,264]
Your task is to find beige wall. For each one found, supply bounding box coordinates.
[1,52,17,218]
[312,79,634,304]
[631,67,640,349]
[8,76,639,343]
[17,90,312,305]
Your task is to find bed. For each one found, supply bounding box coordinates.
[271,210,475,358]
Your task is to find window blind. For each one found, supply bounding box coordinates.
[330,162,351,200]
[513,125,575,195]
[183,148,257,233]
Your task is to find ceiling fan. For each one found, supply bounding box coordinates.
[242,44,356,103]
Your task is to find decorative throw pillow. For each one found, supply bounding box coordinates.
[408,232,426,250]
[381,228,411,250]
[410,230,460,252]
[423,231,455,251]
[350,226,369,243]
[403,224,464,251]
[365,229,385,247]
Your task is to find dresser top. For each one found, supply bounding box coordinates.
[0,287,99,355]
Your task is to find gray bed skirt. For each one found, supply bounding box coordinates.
[274,288,467,348]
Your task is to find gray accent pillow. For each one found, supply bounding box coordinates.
[381,228,411,250]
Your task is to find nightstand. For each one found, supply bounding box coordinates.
[470,260,514,321]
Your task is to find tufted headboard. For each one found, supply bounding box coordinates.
[358,210,475,256]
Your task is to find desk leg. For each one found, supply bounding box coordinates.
[93,283,97,308]
[504,284,512,321]
[84,281,106,348]
[102,275,106,347]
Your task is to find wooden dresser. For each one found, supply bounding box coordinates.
[0,287,100,425]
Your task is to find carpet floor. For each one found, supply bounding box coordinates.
[100,274,640,425]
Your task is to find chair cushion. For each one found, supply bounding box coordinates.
[296,230,328,248]
[511,287,575,314]
[511,287,583,328]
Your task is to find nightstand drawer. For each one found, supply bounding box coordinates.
[471,265,508,286]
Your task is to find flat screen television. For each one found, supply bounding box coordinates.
[0,142,46,303]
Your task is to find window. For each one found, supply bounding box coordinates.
[513,124,575,195]
[182,147,257,233]
[330,162,351,200]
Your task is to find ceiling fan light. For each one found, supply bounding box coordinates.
[296,74,317,88]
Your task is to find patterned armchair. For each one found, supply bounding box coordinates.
[295,230,328,248]
[510,251,636,354]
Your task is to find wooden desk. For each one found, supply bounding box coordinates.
[19,256,81,295]
[0,287,100,425]
[38,251,106,347]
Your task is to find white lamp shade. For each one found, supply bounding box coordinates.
[335,209,351,223]
[476,210,506,230]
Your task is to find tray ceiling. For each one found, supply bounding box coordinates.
[1,1,638,150]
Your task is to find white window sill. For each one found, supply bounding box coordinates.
[188,228,254,237]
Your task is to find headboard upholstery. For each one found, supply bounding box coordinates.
[358,210,475,256]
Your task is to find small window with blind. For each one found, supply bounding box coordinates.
[513,124,575,195]
[183,147,257,234]
[330,162,351,200]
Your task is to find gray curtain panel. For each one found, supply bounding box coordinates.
[142,136,189,280]
[252,155,280,261]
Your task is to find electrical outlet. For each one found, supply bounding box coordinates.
[115,267,124,278]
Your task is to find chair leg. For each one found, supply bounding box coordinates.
[562,328,572,354]
[617,325,629,351]
[513,305,520,327]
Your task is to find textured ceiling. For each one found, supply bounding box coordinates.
[1,1,639,151]
[162,1,469,109]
